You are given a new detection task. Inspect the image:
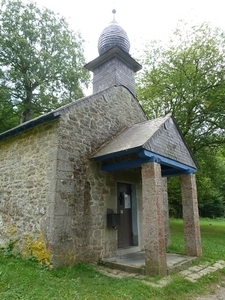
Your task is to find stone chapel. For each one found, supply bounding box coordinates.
[0,10,201,276]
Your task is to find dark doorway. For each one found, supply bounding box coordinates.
[117,182,133,248]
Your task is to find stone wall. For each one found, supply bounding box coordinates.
[0,86,147,266]
[47,86,147,265]
[0,120,59,264]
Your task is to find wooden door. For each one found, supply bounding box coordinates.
[117,182,133,248]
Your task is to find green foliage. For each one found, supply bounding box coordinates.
[0,84,18,132]
[167,148,225,218]
[137,22,225,153]
[167,177,182,218]
[0,0,90,127]
[0,240,19,258]
[137,22,225,217]
[197,149,225,218]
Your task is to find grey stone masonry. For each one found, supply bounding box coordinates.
[95,260,225,287]
[0,120,59,264]
[0,86,147,266]
[141,162,167,276]
[40,86,146,266]
[181,174,202,257]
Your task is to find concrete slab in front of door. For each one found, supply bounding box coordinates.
[103,252,197,276]
[116,246,140,256]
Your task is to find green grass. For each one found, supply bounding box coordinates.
[0,218,225,300]
[168,218,225,262]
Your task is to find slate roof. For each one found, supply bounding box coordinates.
[93,115,168,156]
[0,86,144,141]
[93,114,197,169]
[98,18,130,55]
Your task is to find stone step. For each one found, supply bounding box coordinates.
[102,252,197,276]
[103,260,146,275]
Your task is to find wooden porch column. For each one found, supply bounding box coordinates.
[141,162,167,276]
[181,174,202,257]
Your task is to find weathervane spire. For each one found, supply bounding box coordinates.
[112,8,116,21]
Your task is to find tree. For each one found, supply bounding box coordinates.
[137,22,225,154]
[196,147,225,217]
[0,82,18,132]
[167,148,225,218]
[0,0,90,126]
[137,22,225,217]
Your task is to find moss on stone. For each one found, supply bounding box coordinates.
[5,225,17,236]
[23,232,50,265]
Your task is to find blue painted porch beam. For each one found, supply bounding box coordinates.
[101,158,195,175]
[162,168,192,177]
[138,149,196,173]
[100,148,196,174]
[101,158,150,172]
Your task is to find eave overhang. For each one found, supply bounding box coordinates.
[94,148,196,177]
[84,46,142,72]
[0,112,60,141]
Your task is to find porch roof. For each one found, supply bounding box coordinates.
[93,114,197,177]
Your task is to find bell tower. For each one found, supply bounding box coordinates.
[85,10,142,96]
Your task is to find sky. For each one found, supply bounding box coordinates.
[30,0,225,63]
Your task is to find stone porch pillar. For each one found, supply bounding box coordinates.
[141,162,167,276]
[181,174,202,257]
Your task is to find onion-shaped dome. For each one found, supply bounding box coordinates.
[98,10,130,55]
